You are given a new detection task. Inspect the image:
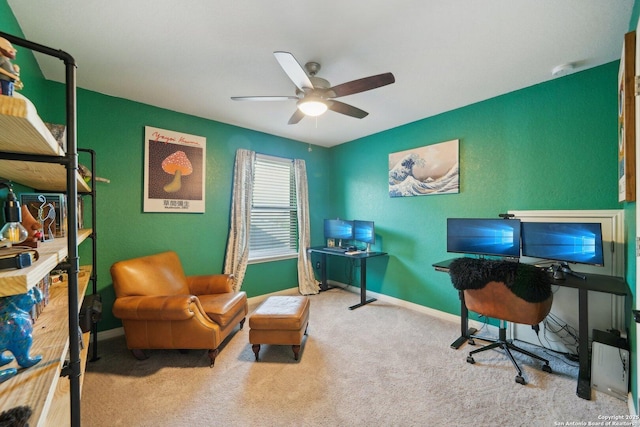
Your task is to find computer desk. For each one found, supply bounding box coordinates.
[308,247,388,310]
[432,258,629,400]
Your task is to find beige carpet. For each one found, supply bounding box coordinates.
[81,288,628,426]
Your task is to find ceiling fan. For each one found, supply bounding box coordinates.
[231,51,395,124]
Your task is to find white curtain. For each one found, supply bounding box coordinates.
[295,159,318,295]
[223,148,255,291]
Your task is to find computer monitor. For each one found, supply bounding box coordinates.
[323,219,354,242]
[446,218,521,258]
[521,221,604,266]
[354,220,375,245]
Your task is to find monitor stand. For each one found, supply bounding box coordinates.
[366,243,372,253]
[551,262,586,280]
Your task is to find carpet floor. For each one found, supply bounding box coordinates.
[81,287,629,426]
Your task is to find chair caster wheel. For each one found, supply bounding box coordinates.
[515,375,526,385]
[542,364,552,373]
[466,356,475,364]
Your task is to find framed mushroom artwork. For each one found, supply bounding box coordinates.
[143,126,206,213]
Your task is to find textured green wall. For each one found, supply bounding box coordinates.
[331,63,622,317]
[73,91,332,330]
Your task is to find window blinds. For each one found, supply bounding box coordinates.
[249,154,298,260]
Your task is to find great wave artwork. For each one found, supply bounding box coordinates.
[389,139,459,198]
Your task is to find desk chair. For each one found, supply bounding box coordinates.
[448,258,553,385]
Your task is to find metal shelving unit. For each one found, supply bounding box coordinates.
[0,31,94,427]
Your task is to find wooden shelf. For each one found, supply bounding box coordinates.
[0,94,63,156]
[0,229,92,297]
[0,160,90,193]
[0,265,91,427]
[0,94,90,193]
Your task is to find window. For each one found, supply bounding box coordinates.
[248,154,298,262]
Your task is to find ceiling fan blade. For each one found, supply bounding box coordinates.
[288,109,305,125]
[274,51,314,92]
[231,96,298,101]
[330,72,395,98]
[328,101,368,119]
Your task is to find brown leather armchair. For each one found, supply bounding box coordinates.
[448,258,553,384]
[110,251,248,367]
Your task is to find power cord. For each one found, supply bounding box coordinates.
[533,313,580,363]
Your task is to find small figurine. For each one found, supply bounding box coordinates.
[0,37,22,96]
[0,287,43,383]
[20,205,43,247]
[37,195,56,242]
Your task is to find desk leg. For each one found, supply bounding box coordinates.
[318,253,329,292]
[349,258,377,310]
[450,290,477,349]
[576,287,591,400]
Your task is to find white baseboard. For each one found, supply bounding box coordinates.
[97,326,124,341]
[335,281,492,333]
[96,284,491,342]
[338,282,459,322]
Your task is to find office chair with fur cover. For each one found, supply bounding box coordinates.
[448,257,553,384]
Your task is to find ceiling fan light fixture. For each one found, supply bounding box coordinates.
[297,97,328,116]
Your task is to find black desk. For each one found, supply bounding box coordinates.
[432,258,629,400]
[308,247,388,310]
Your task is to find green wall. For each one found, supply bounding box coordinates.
[73,92,333,330]
[331,62,623,314]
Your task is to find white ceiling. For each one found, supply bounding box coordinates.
[7,0,635,148]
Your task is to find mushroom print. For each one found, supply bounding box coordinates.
[161,151,193,193]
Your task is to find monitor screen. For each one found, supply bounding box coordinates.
[447,218,521,258]
[324,219,354,240]
[354,220,375,244]
[521,221,604,266]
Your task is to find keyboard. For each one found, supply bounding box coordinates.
[323,247,346,252]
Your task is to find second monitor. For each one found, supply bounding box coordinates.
[354,220,375,252]
[323,219,376,251]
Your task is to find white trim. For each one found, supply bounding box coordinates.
[96,285,488,341]
[97,326,124,341]
[331,280,489,332]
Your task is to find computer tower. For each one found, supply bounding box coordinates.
[590,329,629,400]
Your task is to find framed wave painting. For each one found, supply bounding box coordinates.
[389,139,459,198]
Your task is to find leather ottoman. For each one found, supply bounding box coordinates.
[249,296,310,361]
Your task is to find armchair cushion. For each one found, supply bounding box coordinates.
[198,292,248,328]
